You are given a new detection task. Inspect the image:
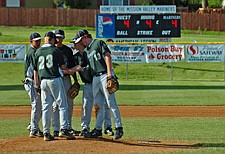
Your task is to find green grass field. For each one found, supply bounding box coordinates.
[1,63,225,106]
[1,26,225,153]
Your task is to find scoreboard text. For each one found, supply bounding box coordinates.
[96,14,181,38]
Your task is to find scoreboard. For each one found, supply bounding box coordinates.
[96,14,181,38]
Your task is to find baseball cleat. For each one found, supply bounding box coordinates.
[59,129,75,140]
[29,131,37,138]
[26,123,31,131]
[29,130,44,138]
[115,127,123,139]
[89,128,102,138]
[69,129,81,136]
[44,133,54,141]
[53,131,59,137]
[104,127,114,136]
[37,130,44,137]
[80,128,91,138]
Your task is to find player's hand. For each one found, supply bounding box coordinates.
[71,65,82,72]
[34,85,41,95]
[62,69,70,75]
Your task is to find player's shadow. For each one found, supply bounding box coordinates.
[54,137,225,149]
[77,137,201,149]
[194,143,225,148]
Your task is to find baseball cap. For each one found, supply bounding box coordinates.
[55,28,65,38]
[44,31,58,44]
[70,30,89,43]
[45,31,56,38]
[30,32,41,41]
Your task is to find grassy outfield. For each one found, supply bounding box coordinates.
[173,30,225,43]
[0,26,95,43]
[1,63,225,106]
[1,80,225,106]
[1,27,225,153]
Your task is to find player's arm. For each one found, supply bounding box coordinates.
[62,65,82,75]
[33,70,41,95]
[34,70,39,87]
[101,40,112,77]
[33,55,39,88]
[104,51,112,78]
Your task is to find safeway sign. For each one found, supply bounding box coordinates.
[146,44,185,63]
[186,44,224,62]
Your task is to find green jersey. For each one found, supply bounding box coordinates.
[24,46,36,78]
[57,44,74,68]
[86,39,110,73]
[73,51,93,83]
[34,44,64,80]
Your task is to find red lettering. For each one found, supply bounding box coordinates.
[147,46,152,52]
[157,54,182,61]
[172,20,178,28]
[146,20,152,28]
[171,46,183,53]
[124,20,130,28]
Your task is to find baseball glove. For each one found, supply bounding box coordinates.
[106,76,119,94]
[67,82,80,99]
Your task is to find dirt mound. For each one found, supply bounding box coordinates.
[1,105,223,153]
[0,136,198,153]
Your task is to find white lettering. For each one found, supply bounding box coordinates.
[140,15,155,20]
[162,30,171,35]
[117,31,128,35]
[116,15,131,20]
[163,15,180,20]
[137,30,153,35]
[98,16,103,37]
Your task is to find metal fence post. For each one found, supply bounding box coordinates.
[170,62,173,81]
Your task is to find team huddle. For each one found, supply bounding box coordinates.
[23,29,123,141]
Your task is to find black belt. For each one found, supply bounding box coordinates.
[41,76,61,80]
[94,71,107,77]
[63,74,70,78]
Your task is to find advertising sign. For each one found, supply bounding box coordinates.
[0,44,26,62]
[105,38,171,43]
[146,44,185,63]
[108,44,146,63]
[186,44,224,62]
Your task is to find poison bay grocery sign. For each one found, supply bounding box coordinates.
[146,44,185,63]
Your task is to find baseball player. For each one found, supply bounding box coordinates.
[64,33,114,137]
[73,30,123,139]
[33,31,75,141]
[51,28,80,137]
[23,32,43,138]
